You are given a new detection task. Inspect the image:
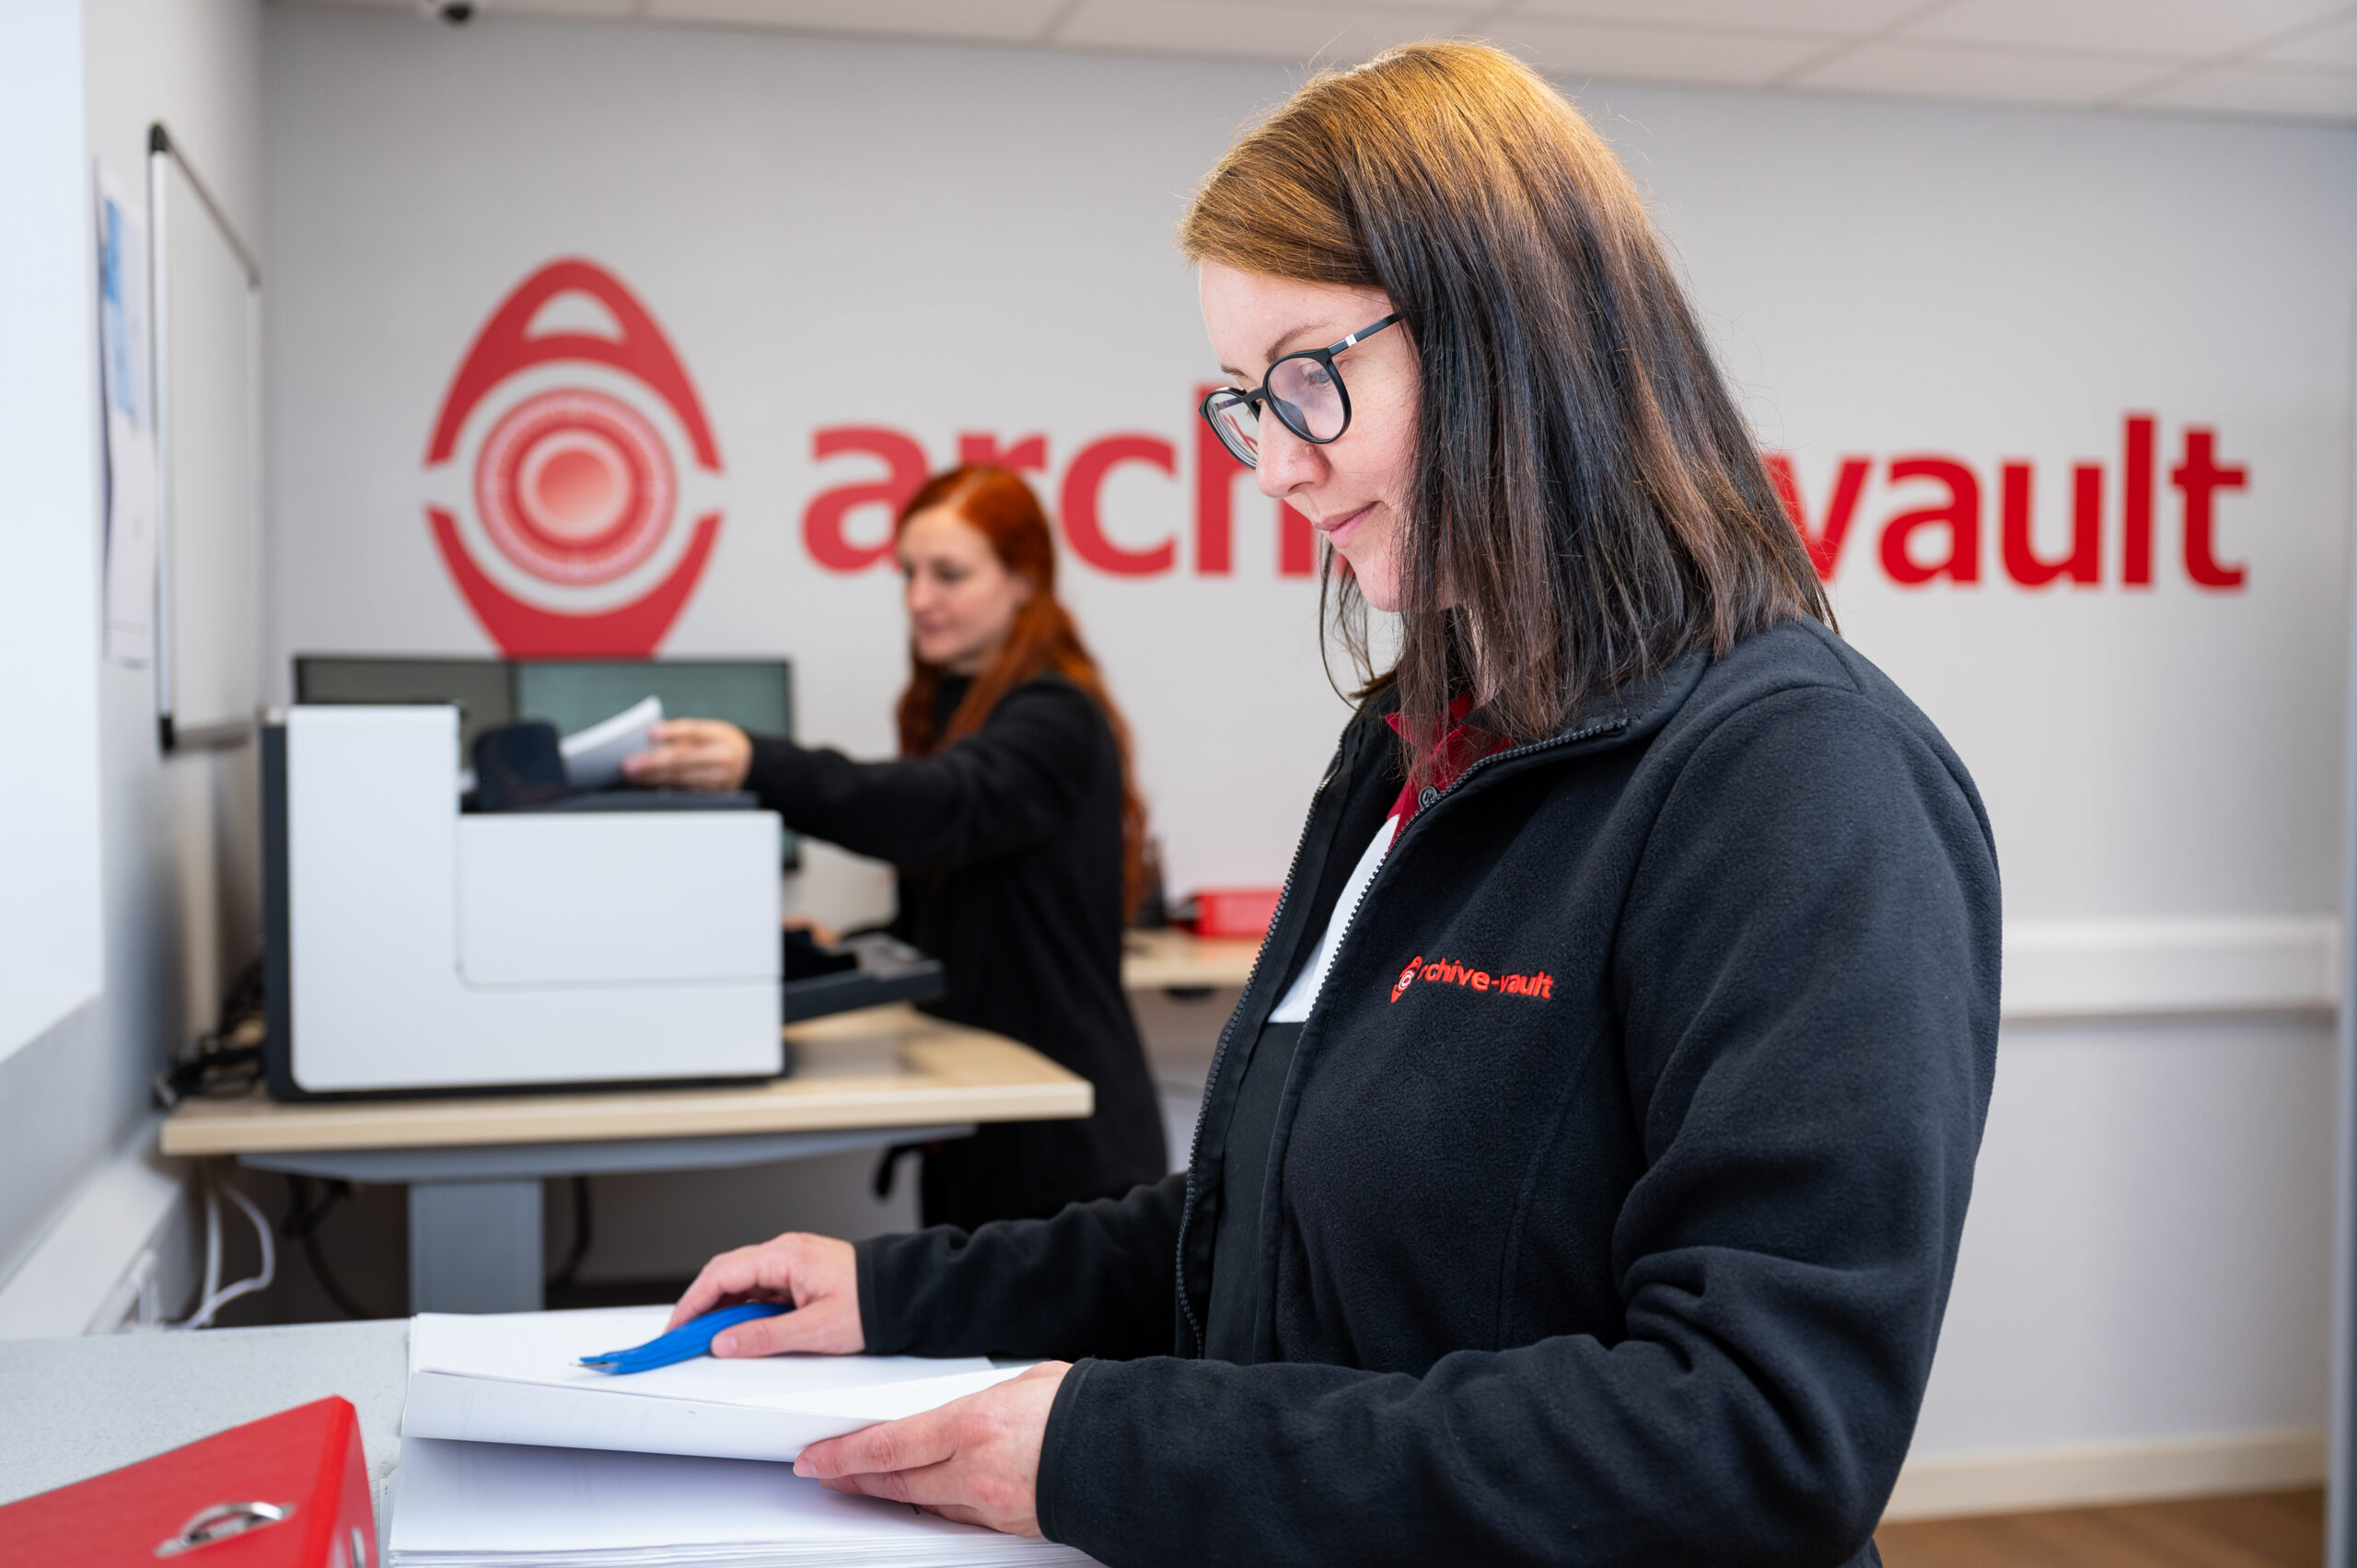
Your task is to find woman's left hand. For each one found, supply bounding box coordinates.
[793,1361,1070,1537]
[623,718,752,791]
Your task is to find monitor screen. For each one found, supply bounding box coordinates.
[513,660,792,745]
[293,656,512,753]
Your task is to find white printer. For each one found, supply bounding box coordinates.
[261,704,784,1098]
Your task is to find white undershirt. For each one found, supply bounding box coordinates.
[1268,815,1401,1023]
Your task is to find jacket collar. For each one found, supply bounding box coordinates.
[1354,646,1711,773]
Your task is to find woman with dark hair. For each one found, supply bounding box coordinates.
[667,41,1998,1567]
[627,465,1166,1230]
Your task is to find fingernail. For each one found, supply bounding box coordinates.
[793,1457,812,1477]
[714,1333,734,1355]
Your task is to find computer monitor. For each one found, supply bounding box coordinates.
[292,656,513,753]
[293,655,799,865]
[512,661,792,746]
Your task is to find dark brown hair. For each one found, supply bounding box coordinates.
[893,466,1149,914]
[1180,41,1832,785]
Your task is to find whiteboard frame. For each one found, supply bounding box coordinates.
[147,121,263,753]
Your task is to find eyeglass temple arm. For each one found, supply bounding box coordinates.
[1330,312,1402,353]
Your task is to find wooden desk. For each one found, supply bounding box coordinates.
[1120,929,1261,991]
[161,1005,1089,1157]
[159,1005,1089,1315]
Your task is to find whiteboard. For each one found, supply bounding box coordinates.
[149,123,262,749]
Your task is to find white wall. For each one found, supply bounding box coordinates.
[261,8,2355,1501]
[0,0,266,1306]
[0,0,105,1066]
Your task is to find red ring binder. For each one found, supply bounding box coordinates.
[0,1395,372,1566]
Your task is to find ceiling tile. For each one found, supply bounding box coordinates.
[1052,0,1480,64]
[1132,0,1469,12]
[645,0,1071,42]
[490,0,643,17]
[2253,13,2357,68]
[1486,18,1838,86]
[1507,0,1922,36]
[1791,40,2174,103]
[1901,0,2351,60]
[2125,62,2357,120]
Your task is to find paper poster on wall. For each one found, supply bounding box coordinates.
[96,164,157,668]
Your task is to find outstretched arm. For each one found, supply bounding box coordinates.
[741,681,1106,869]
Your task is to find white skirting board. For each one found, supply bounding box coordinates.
[1884,1428,2328,1520]
[0,1115,195,1339]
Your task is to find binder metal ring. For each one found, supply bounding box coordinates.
[154,1499,296,1556]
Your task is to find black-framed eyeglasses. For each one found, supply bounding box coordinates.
[1198,312,1402,470]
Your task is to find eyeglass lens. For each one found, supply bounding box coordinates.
[1208,395,1260,467]
[1269,355,1346,441]
[1207,354,1350,469]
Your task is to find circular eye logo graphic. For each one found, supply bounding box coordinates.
[424,259,722,656]
[1391,956,1423,1005]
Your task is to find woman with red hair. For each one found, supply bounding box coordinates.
[628,465,1167,1229]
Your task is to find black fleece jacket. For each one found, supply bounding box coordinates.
[743,673,1166,1229]
[855,621,2001,1568]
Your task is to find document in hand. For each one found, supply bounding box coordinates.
[560,696,664,790]
[389,1435,1099,1568]
[404,1307,1028,1463]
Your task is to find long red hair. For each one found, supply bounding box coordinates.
[893,466,1149,917]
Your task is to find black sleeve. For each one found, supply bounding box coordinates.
[1033,687,2002,1567]
[855,1173,1184,1362]
[741,680,1102,869]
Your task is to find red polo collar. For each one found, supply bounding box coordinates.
[1385,694,1505,825]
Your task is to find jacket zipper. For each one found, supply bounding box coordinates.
[1169,713,1626,1356]
[1171,736,1348,1355]
[1289,713,1631,1041]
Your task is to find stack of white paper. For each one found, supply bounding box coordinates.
[404,1307,1026,1463]
[455,698,663,796]
[392,1310,1096,1567]
[389,1436,1097,1567]
[560,697,663,791]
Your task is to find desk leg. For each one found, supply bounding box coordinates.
[408,1179,542,1314]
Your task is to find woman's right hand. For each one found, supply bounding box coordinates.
[623,718,753,792]
[668,1232,865,1357]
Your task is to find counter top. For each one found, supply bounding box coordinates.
[0,1318,410,1520]
[1120,929,1260,991]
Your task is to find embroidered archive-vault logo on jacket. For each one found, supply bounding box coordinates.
[1390,956,1554,1004]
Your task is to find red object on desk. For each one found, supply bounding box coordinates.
[0,1395,374,1567]
[1187,887,1283,939]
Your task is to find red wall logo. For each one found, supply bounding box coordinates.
[803,408,2247,593]
[424,259,723,655]
[1768,413,2244,590]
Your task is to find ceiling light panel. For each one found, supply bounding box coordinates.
[1508,0,1925,36]
[644,0,1072,41]
[1794,39,2177,102]
[1053,0,1481,62]
[486,0,644,17]
[2253,15,2357,68]
[1902,0,2353,60]
[2127,62,2357,118]
[1492,18,1837,86]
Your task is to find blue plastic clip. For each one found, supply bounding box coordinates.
[578,1302,791,1374]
